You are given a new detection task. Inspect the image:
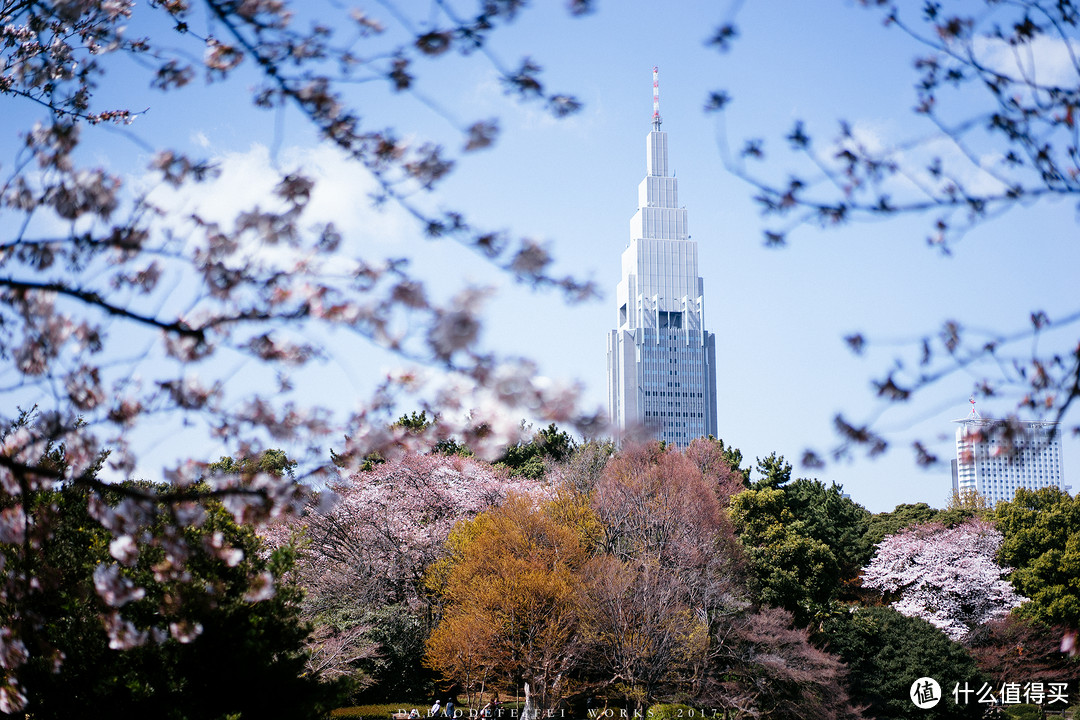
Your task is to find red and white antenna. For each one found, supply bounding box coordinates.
[652,65,661,129]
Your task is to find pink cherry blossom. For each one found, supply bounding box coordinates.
[862,519,1026,640]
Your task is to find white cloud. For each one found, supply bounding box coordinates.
[973,34,1080,88]
[145,142,415,248]
[825,117,1009,207]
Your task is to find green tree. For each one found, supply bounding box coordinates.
[750,452,793,490]
[10,478,346,719]
[207,448,297,478]
[495,423,576,479]
[392,411,472,457]
[820,606,983,720]
[865,503,942,547]
[934,490,992,532]
[994,486,1080,628]
[729,461,870,622]
[716,438,750,484]
[947,489,992,514]
[394,411,434,434]
[728,487,840,625]
[784,478,873,579]
[357,604,431,701]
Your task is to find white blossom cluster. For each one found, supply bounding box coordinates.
[862,519,1027,640]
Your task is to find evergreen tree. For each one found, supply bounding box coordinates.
[821,606,983,720]
[11,479,346,719]
[995,487,1080,628]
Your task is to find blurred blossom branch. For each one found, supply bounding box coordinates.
[0,0,602,707]
[711,0,1080,464]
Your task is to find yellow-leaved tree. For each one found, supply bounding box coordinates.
[426,495,590,714]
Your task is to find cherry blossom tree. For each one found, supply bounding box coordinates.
[285,451,552,686]
[861,519,1027,640]
[0,0,601,708]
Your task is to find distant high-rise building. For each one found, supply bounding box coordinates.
[606,68,718,445]
[952,400,1065,506]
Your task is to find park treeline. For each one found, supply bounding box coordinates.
[11,421,1080,719]
[287,419,1080,720]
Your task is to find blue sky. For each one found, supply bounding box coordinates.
[5,1,1078,513]
[382,1,1080,513]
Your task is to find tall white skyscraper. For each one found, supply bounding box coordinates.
[952,400,1066,506]
[607,69,718,446]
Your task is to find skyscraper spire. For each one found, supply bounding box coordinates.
[652,65,661,130]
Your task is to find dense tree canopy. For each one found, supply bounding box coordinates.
[425,442,869,718]
[995,486,1080,628]
[783,478,873,579]
[275,439,1080,718]
[820,606,983,720]
[865,503,943,547]
[729,486,840,625]
[728,457,868,623]
[8,475,345,718]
